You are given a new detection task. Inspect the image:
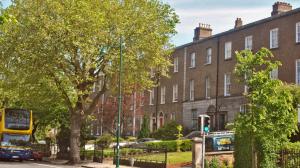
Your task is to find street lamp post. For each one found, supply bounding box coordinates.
[116,36,124,168]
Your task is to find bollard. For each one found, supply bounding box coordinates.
[192,137,203,168]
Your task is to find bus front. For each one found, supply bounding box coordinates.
[0,108,33,161]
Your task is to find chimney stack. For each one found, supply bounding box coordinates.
[271,1,292,16]
[193,23,212,42]
[234,18,243,28]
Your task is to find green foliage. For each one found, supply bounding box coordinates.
[0,0,179,162]
[283,142,300,150]
[138,116,150,139]
[234,133,252,168]
[145,139,191,152]
[209,157,219,168]
[205,159,209,168]
[125,136,137,142]
[151,121,180,140]
[96,134,114,148]
[234,48,298,167]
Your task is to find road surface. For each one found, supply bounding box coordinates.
[0,161,79,168]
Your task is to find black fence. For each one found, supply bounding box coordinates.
[278,149,300,168]
[113,147,167,168]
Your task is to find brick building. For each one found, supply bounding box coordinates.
[143,2,300,132]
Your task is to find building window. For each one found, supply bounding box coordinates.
[90,123,94,136]
[190,52,196,68]
[270,28,279,49]
[191,109,198,129]
[140,92,144,106]
[160,86,166,104]
[240,104,249,114]
[149,88,154,105]
[174,57,178,72]
[96,124,99,136]
[296,22,300,43]
[189,80,194,101]
[150,68,155,78]
[296,60,300,85]
[205,77,211,99]
[173,84,178,102]
[244,74,248,94]
[245,35,253,50]
[224,42,232,60]
[270,68,278,79]
[206,48,212,64]
[224,73,231,96]
[170,112,175,120]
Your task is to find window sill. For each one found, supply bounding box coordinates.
[149,104,154,106]
[189,66,196,69]
[172,100,178,103]
[270,47,279,50]
[173,71,178,73]
[296,42,300,45]
[205,97,211,100]
[204,63,211,66]
[224,94,231,97]
[224,57,232,61]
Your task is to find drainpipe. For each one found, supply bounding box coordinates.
[215,38,220,131]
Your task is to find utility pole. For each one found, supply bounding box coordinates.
[132,91,136,136]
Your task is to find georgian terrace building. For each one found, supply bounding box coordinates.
[143,2,300,132]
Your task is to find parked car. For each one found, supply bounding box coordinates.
[130,138,161,148]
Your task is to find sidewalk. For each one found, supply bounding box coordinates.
[47,159,137,168]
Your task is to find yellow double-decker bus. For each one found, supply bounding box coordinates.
[0,108,33,161]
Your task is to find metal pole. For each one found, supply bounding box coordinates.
[202,133,205,168]
[116,36,123,168]
[133,91,136,136]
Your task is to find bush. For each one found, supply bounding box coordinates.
[125,136,137,142]
[145,139,191,152]
[151,121,180,140]
[209,157,219,168]
[96,134,114,148]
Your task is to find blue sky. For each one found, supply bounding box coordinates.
[1,0,299,46]
[163,0,300,46]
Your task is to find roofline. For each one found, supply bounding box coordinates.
[175,7,300,50]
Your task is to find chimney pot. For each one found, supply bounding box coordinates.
[271,1,292,16]
[235,18,243,28]
[193,23,212,42]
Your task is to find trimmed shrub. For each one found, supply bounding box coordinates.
[145,139,191,152]
[96,134,114,148]
[151,121,179,140]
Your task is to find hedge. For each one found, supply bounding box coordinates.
[145,139,191,152]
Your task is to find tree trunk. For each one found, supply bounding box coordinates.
[69,110,82,164]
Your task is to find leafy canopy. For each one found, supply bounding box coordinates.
[234,48,298,167]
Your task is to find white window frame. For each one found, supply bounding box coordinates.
[189,80,194,101]
[206,48,212,64]
[296,59,300,85]
[190,52,196,68]
[245,35,253,50]
[244,74,248,94]
[191,109,198,129]
[150,68,155,78]
[296,22,300,43]
[149,88,154,105]
[140,92,144,106]
[224,73,231,96]
[270,68,278,79]
[205,77,211,99]
[160,86,166,104]
[174,57,178,72]
[172,84,178,102]
[270,28,279,49]
[225,42,232,60]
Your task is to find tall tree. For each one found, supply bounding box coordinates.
[234,48,298,168]
[0,0,179,163]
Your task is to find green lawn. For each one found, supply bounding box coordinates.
[136,151,192,164]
